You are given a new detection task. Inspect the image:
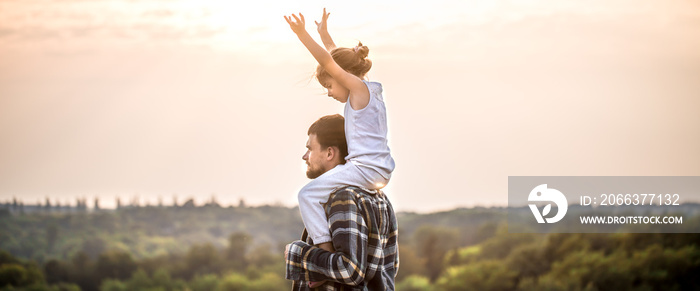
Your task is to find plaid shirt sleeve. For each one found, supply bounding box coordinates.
[286,187,397,289]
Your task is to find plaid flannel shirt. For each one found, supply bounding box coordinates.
[285,186,399,290]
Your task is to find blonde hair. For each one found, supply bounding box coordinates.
[316,42,372,86]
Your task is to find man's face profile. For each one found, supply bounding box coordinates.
[303,134,326,179]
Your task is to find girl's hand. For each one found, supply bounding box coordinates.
[314,8,330,34]
[284,13,306,35]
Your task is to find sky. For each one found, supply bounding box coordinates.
[1,0,699,212]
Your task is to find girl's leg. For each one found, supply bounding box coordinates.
[355,164,391,190]
[298,162,374,244]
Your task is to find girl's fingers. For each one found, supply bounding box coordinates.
[284,15,295,26]
[286,13,306,26]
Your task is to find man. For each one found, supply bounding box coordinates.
[285,114,399,290]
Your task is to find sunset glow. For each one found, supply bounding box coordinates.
[1,0,699,212]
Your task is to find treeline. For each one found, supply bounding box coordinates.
[0,204,303,261]
[2,205,700,290]
[396,226,700,290]
[0,232,288,290]
[395,208,700,290]
[0,196,246,215]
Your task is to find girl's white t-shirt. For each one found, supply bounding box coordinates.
[344,80,395,179]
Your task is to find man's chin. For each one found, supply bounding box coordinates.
[306,169,323,179]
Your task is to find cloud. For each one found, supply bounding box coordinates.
[0,0,226,50]
[141,9,176,19]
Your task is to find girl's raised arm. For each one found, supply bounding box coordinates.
[285,13,370,110]
[315,8,336,51]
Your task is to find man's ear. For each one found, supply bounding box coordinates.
[325,146,335,161]
[326,146,344,164]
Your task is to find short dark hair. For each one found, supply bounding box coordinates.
[308,114,348,161]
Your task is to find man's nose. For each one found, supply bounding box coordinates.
[302,151,309,160]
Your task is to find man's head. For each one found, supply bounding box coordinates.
[303,114,348,179]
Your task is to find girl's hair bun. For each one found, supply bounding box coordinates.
[318,41,373,80]
[355,42,369,59]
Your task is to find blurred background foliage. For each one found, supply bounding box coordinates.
[1,203,699,290]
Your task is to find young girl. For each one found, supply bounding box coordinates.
[285,9,395,252]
